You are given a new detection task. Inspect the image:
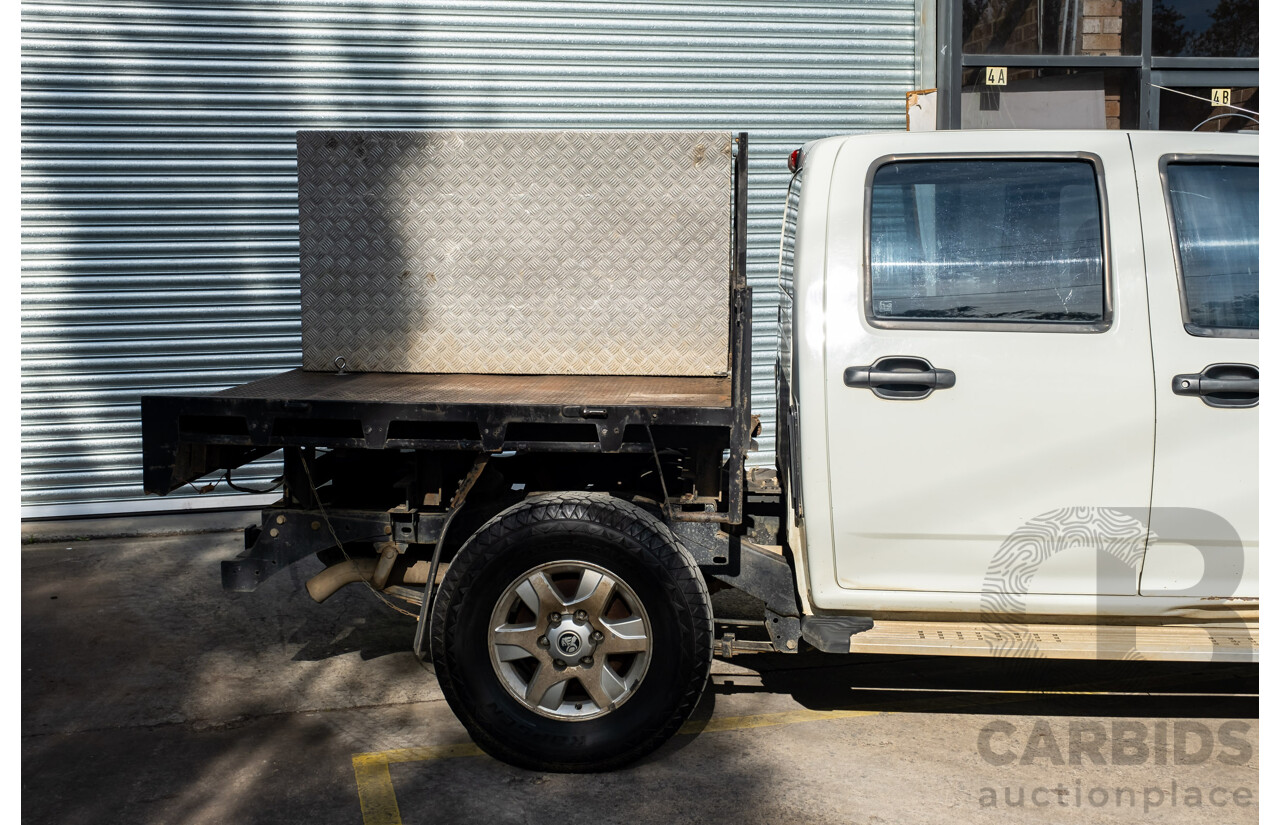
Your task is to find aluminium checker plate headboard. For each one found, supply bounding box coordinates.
[297,130,733,376]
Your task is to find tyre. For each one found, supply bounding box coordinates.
[429,492,713,772]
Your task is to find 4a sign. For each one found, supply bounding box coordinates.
[985,67,1008,86]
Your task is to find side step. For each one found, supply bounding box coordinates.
[842,620,1258,663]
[801,615,874,653]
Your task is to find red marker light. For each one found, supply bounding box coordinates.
[788,148,802,173]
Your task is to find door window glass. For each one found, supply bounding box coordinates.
[1165,162,1258,332]
[868,160,1104,324]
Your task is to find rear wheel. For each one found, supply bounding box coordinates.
[430,493,712,771]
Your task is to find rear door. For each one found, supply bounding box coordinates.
[823,131,1154,596]
[1130,133,1259,599]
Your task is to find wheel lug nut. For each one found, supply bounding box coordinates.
[581,656,593,667]
[553,659,567,669]
[537,635,550,648]
[549,612,561,624]
[574,609,588,622]
[590,631,604,643]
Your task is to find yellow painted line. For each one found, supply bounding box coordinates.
[361,742,486,765]
[352,707,880,825]
[351,755,402,825]
[351,669,1252,823]
[680,707,883,734]
[352,744,486,824]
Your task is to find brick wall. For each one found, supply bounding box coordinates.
[1080,0,1125,127]
[1080,0,1124,55]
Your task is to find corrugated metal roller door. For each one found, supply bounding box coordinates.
[21,0,919,517]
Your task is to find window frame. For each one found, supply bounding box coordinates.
[1158,153,1259,339]
[861,151,1114,334]
[936,0,1260,131]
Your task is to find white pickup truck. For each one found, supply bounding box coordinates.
[141,128,1257,772]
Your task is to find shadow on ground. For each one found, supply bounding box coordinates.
[22,529,1258,825]
[714,651,1258,720]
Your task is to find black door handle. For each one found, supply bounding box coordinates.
[844,356,955,400]
[1172,363,1258,409]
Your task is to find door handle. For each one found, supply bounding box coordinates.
[844,356,955,400]
[1172,363,1258,409]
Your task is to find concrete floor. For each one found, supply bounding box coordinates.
[22,518,1258,825]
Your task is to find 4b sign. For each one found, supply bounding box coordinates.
[1212,88,1232,106]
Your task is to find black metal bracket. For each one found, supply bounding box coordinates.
[414,454,490,659]
[775,364,804,526]
[221,507,446,592]
[673,521,800,621]
[673,522,877,655]
[765,610,802,653]
[725,131,752,528]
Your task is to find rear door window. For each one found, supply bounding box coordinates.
[868,159,1105,327]
[1164,162,1259,335]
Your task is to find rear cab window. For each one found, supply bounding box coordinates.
[777,166,802,388]
[1162,160,1259,337]
[867,158,1108,330]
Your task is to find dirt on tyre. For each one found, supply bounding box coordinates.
[429,492,713,772]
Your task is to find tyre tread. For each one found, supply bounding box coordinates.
[430,492,712,772]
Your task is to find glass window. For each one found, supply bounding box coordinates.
[869,160,1104,324]
[961,68,1140,129]
[777,168,802,385]
[1157,86,1259,131]
[779,170,801,300]
[1165,163,1258,332]
[963,0,1142,55]
[1153,0,1258,57]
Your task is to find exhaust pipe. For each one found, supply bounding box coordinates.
[306,557,435,603]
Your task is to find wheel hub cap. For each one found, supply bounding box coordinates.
[548,620,594,664]
[488,560,652,721]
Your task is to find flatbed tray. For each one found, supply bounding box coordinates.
[215,370,731,408]
[141,369,736,495]
[141,133,752,504]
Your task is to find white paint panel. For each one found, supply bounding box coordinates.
[804,130,1157,609]
[1129,131,1259,600]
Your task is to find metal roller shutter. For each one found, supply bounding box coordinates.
[21,0,920,517]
